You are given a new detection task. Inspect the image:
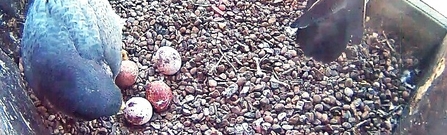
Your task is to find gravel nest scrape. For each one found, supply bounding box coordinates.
[3,0,420,135]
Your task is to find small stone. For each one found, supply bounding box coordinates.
[330,118,339,124]
[218,4,226,11]
[384,120,392,129]
[236,77,247,87]
[184,95,195,103]
[402,90,410,99]
[273,0,283,4]
[282,125,293,130]
[151,122,161,129]
[296,101,305,110]
[184,121,192,127]
[313,95,322,103]
[191,113,204,122]
[320,81,328,85]
[37,106,47,114]
[260,97,269,105]
[274,104,285,112]
[306,112,315,122]
[208,80,218,87]
[278,112,287,121]
[211,5,225,15]
[182,109,191,115]
[343,104,350,110]
[210,90,220,98]
[320,114,329,123]
[48,115,56,121]
[264,115,274,123]
[342,122,352,128]
[261,122,272,130]
[345,78,353,87]
[314,104,324,112]
[219,73,227,79]
[218,22,227,30]
[231,106,242,115]
[203,108,210,115]
[344,87,354,97]
[185,86,195,94]
[288,114,300,124]
[200,124,208,131]
[272,124,281,130]
[244,112,255,118]
[268,17,276,24]
[348,117,356,123]
[301,91,310,99]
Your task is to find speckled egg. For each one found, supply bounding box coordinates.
[145,81,173,112]
[116,60,138,88]
[153,46,181,75]
[123,97,153,125]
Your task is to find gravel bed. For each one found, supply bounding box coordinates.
[2,0,420,135]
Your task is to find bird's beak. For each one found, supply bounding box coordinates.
[117,99,126,115]
[120,100,126,110]
[121,50,129,61]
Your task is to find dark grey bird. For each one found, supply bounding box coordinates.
[291,0,366,63]
[21,0,125,120]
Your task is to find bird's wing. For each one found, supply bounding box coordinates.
[87,0,124,78]
[40,0,105,62]
[21,0,82,100]
[21,0,124,87]
[25,0,122,78]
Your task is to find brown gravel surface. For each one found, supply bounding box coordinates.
[1,0,420,135]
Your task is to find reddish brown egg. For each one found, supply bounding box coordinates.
[116,50,139,88]
[116,60,138,88]
[153,46,182,75]
[145,81,173,112]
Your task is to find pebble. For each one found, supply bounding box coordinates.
[48,115,56,121]
[274,103,285,112]
[210,89,221,97]
[261,122,272,131]
[260,97,270,105]
[185,86,195,94]
[264,115,274,123]
[184,95,195,103]
[282,125,293,130]
[151,122,161,129]
[342,122,352,128]
[314,104,324,112]
[288,114,300,125]
[208,80,217,87]
[272,124,281,130]
[345,78,354,87]
[301,92,310,99]
[278,112,287,121]
[344,87,354,97]
[296,101,305,110]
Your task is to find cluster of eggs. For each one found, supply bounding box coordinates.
[116,46,181,125]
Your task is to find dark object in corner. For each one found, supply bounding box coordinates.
[291,0,366,63]
[0,49,49,134]
[0,0,24,18]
